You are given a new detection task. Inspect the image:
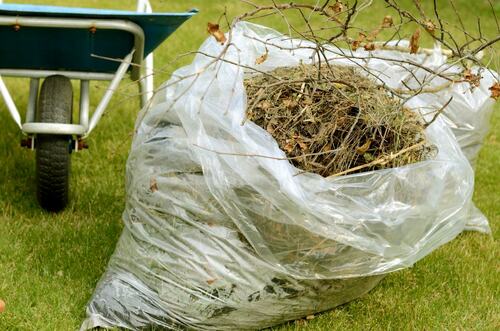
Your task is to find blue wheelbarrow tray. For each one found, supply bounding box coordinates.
[0,4,197,74]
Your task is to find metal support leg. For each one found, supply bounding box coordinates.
[86,49,135,135]
[26,78,39,123]
[137,0,155,107]
[144,53,154,101]
[138,79,147,109]
[0,76,22,129]
[136,0,153,13]
[138,56,154,109]
[80,80,90,130]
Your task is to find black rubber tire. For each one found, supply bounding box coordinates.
[36,75,73,212]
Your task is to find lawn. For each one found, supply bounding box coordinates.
[0,0,498,330]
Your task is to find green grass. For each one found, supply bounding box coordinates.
[0,1,498,330]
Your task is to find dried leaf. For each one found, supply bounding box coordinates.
[463,69,481,87]
[322,144,332,153]
[364,43,376,51]
[259,100,271,110]
[207,22,226,45]
[206,279,216,285]
[489,82,500,100]
[283,99,298,109]
[297,137,308,151]
[382,15,394,28]
[332,1,345,13]
[325,1,344,20]
[352,42,360,51]
[424,20,436,34]
[255,49,269,65]
[150,177,158,192]
[352,32,367,51]
[306,315,315,320]
[356,140,372,155]
[266,121,275,134]
[284,141,294,153]
[463,68,473,80]
[410,28,421,54]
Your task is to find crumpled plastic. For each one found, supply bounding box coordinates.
[82,22,496,330]
[337,40,496,233]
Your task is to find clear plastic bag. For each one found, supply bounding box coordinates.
[82,23,494,330]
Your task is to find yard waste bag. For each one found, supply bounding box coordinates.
[82,22,493,330]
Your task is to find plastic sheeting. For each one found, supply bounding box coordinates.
[344,40,496,233]
[82,23,496,330]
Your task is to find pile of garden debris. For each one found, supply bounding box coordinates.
[245,64,433,176]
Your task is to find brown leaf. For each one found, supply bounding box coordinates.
[352,41,361,51]
[364,43,376,51]
[284,141,294,153]
[150,177,158,192]
[489,82,500,100]
[322,144,332,153]
[306,315,315,320]
[255,49,269,65]
[206,279,216,285]
[332,1,345,13]
[266,122,275,134]
[259,100,271,110]
[325,1,344,21]
[463,69,481,87]
[424,20,436,34]
[283,99,298,109]
[296,137,308,151]
[356,140,372,155]
[207,22,226,45]
[410,28,420,54]
[352,32,367,51]
[382,15,394,28]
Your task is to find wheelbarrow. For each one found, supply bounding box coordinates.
[0,1,196,211]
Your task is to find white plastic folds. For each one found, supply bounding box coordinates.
[82,23,496,330]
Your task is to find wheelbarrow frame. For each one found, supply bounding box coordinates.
[0,0,195,211]
[0,0,155,145]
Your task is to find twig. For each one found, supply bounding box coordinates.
[424,96,453,128]
[327,141,427,178]
[192,143,343,161]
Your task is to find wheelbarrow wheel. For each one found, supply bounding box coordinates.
[36,75,73,212]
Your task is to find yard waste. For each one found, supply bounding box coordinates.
[245,64,432,177]
[82,22,495,330]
